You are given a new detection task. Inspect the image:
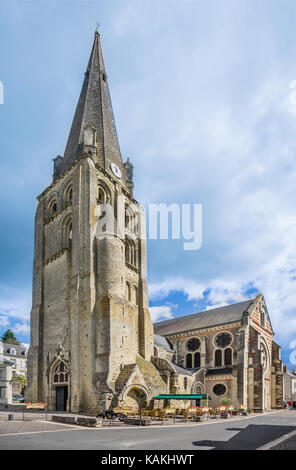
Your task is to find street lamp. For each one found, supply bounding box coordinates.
[138,393,146,426]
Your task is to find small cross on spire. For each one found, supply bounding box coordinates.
[95,21,100,36]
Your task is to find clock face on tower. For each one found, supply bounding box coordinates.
[110,162,122,179]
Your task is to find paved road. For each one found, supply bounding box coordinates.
[0,410,296,450]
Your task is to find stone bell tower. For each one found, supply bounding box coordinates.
[25,31,166,413]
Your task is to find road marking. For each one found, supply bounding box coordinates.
[0,427,83,437]
[258,428,296,450]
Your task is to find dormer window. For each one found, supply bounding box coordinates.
[10,348,16,355]
[102,71,107,82]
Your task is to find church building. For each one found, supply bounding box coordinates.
[26,32,283,413]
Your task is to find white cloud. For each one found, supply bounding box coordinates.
[149,305,174,322]
[0,284,31,322]
[206,303,229,311]
[149,278,205,301]
[2,1,296,358]
[149,277,252,306]
[12,322,30,336]
[0,316,9,327]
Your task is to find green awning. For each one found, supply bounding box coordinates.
[152,394,211,400]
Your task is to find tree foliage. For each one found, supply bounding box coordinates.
[0,329,20,345]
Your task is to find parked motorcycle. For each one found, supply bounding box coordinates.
[96,409,127,422]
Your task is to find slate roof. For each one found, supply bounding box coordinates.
[205,367,233,377]
[60,32,126,182]
[153,299,255,336]
[3,357,14,365]
[3,343,28,357]
[171,363,193,376]
[154,334,173,351]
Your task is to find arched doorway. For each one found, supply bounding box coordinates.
[52,360,69,411]
[192,382,204,407]
[123,385,148,410]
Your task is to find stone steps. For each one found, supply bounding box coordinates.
[115,364,137,393]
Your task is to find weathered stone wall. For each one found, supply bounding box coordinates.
[272,341,283,408]
[168,324,240,370]
[27,153,162,413]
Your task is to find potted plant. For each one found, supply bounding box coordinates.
[232,407,238,416]
[220,398,231,418]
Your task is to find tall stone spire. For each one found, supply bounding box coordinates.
[60,31,125,182]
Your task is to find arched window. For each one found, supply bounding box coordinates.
[125,205,138,233]
[125,240,131,263]
[66,187,72,203]
[97,183,111,205]
[131,243,137,267]
[68,222,72,249]
[125,238,138,269]
[215,349,222,367]
[10,348,16,355]
[98,187,106,204]
[125,208,131,228]
[62,217,72,250]
[224,348,232,366]
[52,361,69,384]
[194,352,200,368]
[126,281,131,302]
[49,199,57,215]
[186,353,192,368]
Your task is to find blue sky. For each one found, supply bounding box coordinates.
[0,0,296,368]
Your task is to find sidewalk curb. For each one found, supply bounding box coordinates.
[257,428,296,450]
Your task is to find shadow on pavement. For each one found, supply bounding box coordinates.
[192,424,296,450]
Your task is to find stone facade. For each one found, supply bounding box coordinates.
[25,32,166,413]
[26,32,283,414]
[0,357,13,404]
[283,367,296,403]
[154,295,283,411]
[0,342,28,379]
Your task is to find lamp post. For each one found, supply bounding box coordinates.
[206,395,211,420]
[138,393,146,426]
